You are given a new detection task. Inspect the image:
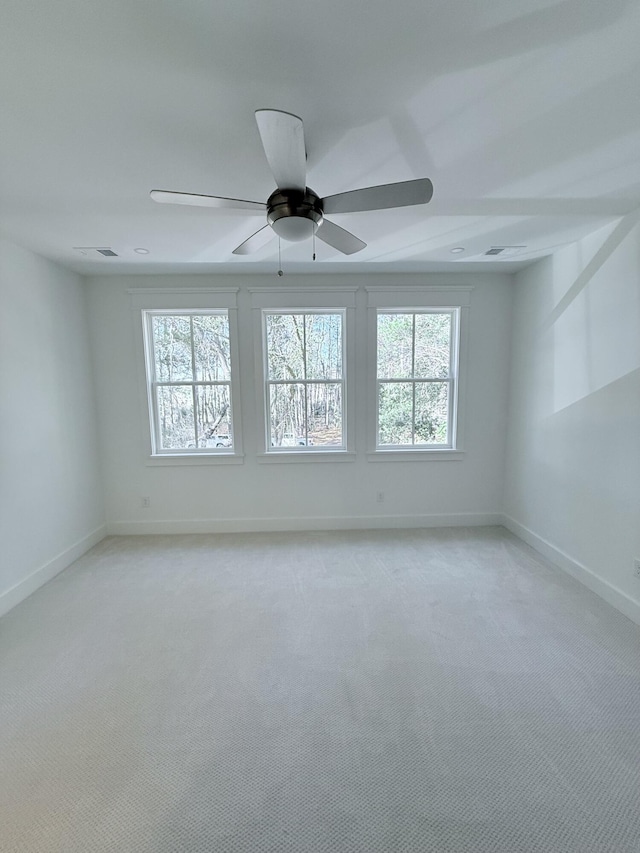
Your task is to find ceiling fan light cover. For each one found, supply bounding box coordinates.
[271,216,319,242]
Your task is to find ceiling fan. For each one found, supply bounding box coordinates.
[150,109,434,256]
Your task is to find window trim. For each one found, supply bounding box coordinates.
[260,308,347,457]
[366,286,471,458]
[375,307,459,450]
[250,287,357,460]
[143,310,238,456]
[130,289,243,464]
[261,308,347,454]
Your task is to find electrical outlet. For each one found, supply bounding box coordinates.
[634,559,640,579]
[141,496,150,508]
[376,491,384,503]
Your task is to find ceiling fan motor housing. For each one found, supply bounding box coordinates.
[267,188,323,242]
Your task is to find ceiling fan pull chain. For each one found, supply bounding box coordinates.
[277,238,284,277]
[313,226,316,261]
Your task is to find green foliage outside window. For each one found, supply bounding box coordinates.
[377,312,453,447]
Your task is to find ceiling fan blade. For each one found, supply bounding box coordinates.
[150,190,265,212]
[316,219,366,255]
[255,109,306,192]
[232,224,275,255]
[322,178,433,215]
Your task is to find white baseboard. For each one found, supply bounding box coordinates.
[0,525,107,618]
[107,512,503,536]
[502,515,640,626]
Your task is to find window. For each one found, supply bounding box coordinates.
[376,309,459,448]
[263,311,345,450]
[144,311,236,454]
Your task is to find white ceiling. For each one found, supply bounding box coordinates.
[2,0,640,275]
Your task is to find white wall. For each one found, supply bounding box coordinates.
[3,234,635,621]
[86,273,512,533]
[0,238,106,615]
[504,219,640,623]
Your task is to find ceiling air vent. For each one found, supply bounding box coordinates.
[484,245,525,257]
[73,247,119,257]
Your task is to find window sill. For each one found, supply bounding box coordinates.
[257,451,356,464]
[146,453,245,467]
[367,450,464,462]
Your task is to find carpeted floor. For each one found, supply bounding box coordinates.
[1,526,640,852]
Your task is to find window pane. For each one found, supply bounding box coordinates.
[193,314,230,381]
[153,316,193,381]
[157,385,195,449]
[265,314,305,380]
[414,382,449,445]
[377,313,413,379]
[304,314,342,380]
[195,384,232,449]
[414,313,452,379]
[307,383,342,446]
[269,383,306,447]
[378,382,413,445]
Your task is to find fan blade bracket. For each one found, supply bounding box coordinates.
[232,224,275,256]
[322,178,433,215]
[150,190,265,212]
[316,219,366,255]
[255,109,307,193]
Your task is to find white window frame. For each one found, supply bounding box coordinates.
[366,286,471,461]
[376,308,459,449]
[130,288,243,465]
[263,309,346,452]
[250,287,357,462]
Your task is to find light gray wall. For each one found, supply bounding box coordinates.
[4,236,638,623]
[504,219,640,621]
[86,273,512,533]
[0,238,105,615]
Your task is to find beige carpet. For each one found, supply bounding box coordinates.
[1,527,640,852]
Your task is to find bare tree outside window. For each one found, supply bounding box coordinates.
[264,312,344,449]
[147,312,234,452]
